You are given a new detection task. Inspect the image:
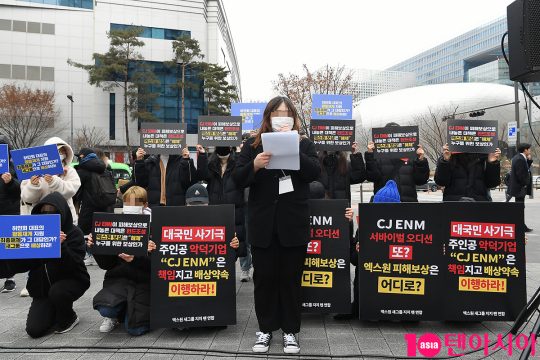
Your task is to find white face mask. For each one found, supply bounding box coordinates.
[123,205,143,214]
[217,154,229,160]
[59,154,66,161]
[271,117,294,132]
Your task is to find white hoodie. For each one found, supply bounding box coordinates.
[20,137,81,224]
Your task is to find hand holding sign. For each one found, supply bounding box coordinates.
[488,148,501,163]
[44,174,54,184]
[136,148,146,161]
[1,173,11,184]
[254,152,272,171]
[182,147,190,159]
[417,145,425,160]
[118,253,134,263]
[442,144,451,161]
[367,141,375,153]
[352,142,358,154]
[30,175,40,186]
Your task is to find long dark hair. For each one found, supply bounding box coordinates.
[252,96,301,148]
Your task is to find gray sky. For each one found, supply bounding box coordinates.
[222,0,515,102]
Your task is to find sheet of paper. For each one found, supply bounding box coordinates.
[261,130,300,170]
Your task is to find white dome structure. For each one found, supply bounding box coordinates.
[353,83,528,137]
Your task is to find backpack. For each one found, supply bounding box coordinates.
[504,172,511,187]
[89,171,117,209]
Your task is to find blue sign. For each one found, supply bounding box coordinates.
[231,103,267,131]
[0,215,61,260]
[0,144,8,174]
[311,94,353,120]
[10,144,63,181]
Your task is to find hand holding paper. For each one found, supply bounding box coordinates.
[261,131,300,170]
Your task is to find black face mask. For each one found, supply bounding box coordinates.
[215,147,231,156]
[40,211,58,215]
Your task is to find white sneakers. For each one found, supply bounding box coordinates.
[99,317,119,333]
[283,333,300,354]
[252,331,272,353]
[252,331,300,354]
[20,287,29,297]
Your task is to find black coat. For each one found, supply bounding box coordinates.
[74,158,113,234]
[0,161,21,215]
[206,155,247,257]
[0,192,90,298]
[92,254,150,329]
[233,137,321,248]
[134,154,208,208]
[435,154,501,201]
[508,153,531,198]
[365,152,430,202]
[318,152,366,201]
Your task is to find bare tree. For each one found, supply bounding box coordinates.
[355,124,372,153]
[0,84,59,149]
[273,64,357,135]
[74,125,109,151]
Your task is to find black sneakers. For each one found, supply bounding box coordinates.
[253,331,272,353]
[283,332,300,354]
[0,279,16,293]
[55,313,80,334]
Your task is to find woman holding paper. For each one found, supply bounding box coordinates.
[234,96,321,354]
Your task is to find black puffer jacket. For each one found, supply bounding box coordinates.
[92,254,150,329]
[0,161,21,215]
[134,154,208,208]
[75,157,113,234]
[365,152,430,202]
[435,154,501,201]
[206,155,246,257]
[0,192,90,298]
[318,152,366,201]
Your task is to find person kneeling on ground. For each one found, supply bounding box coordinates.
[87,186,154,335]
[0,192,90,338]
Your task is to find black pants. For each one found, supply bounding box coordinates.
[251,236,307,334]
[26,279,87,338]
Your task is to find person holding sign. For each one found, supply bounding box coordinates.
[0,135,21,293]
[204,147,247,258]
[508,143,533,232]
[133,145,208,207]
[20,137,81,223]
[0,192,90,338]
[87,187,154,335]
[234,96,321,354]
[365,123,429,202]
[435,143,501,201]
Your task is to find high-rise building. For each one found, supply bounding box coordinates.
[0,0,241,157]
[349,69,416,102]
[387,16,540,95]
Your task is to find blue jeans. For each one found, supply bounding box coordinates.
[239,210,252,271]
[96,304,149,336]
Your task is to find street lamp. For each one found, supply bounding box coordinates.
[67,95,74,146]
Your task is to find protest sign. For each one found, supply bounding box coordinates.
[198,116,242,147]
[0,144,8,173]
[357,202,526,321]
[302,200,351,313]
[151,205,236,328]
[0,215,61,260]
[91,213,150,257]
[10,144,63,181]
[311,94,353,120]
[358,203,443,320]
[140,123,186,155]
[447,119,498,154]
[310,120,355,151]
[442,202,525,321]
[372,126,420,159]
[231,103,266,131]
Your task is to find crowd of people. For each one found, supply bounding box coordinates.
[0,96,535,354]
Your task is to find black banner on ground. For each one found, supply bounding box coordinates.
[140,123,187,155]
[198,116,242,147]
[371,126,419,159]
[150,205,236,329]
[310,120,355,151]
[442,202,526,321]
[302,199,351,313]
[358,202,526,321]
[447,119,498,154]
[358,203,443,321]
[91,213,150,257]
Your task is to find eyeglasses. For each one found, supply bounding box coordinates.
[270,110,293,117]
